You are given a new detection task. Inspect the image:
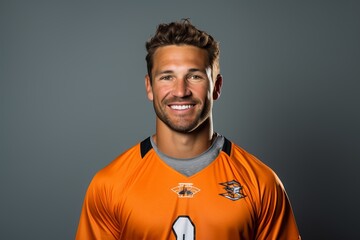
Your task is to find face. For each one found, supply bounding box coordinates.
[145,45,222,133]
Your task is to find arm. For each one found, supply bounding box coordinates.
[255,172,301,240]
[75,176,120,240]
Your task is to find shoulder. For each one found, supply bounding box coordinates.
[224,138,282,188]
[90,139,150,187]
[224,138,289,211]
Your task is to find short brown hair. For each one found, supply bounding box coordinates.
[145,19,220,81]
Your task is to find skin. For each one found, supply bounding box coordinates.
[145,45,222,159]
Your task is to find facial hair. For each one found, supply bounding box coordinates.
[153,96,212,133]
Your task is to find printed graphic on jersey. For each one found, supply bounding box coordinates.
[219,180,246,201]
[172,216,195,240]
[171,183,200,198]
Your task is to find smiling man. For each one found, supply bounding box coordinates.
[145,44,221,159]
[76,19,301,240]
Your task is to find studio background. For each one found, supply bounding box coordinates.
[1,1,359,239]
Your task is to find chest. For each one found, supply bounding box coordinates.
[114,158,257,239]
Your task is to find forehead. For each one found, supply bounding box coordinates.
[152,45,209,71]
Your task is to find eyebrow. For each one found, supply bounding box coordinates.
[154,68,205,77]
[155,70,173,77]
[188,68,206,73]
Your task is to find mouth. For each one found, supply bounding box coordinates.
[169,104,195,110]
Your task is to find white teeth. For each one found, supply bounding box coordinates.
[170,105,193,110]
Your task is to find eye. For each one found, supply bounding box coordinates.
[159,75,173,81]
[188,74,203,80]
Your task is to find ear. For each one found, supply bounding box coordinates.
[145,74,154,101]
[213,74,223,100]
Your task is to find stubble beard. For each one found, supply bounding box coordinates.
[153,98,211,134]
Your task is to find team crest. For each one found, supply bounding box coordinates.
[171,183,200,198]
[219,180,246,201]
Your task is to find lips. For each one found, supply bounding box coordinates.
[169,104,194,110]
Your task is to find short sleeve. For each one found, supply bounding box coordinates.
[255,172,301,240]
[75,174,120,240]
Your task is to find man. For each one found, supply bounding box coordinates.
[76,19,301,239]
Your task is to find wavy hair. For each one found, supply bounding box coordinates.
[145,19,220,81]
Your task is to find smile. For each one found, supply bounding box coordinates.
[170,105,194,110]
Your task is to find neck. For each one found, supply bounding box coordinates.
[153,119,215,159]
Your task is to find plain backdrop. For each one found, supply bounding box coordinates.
[1,1,359,239]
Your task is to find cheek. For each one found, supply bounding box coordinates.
[153,86,171,99]
[196,85,212,100]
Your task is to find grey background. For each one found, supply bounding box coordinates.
[1,1,359,239]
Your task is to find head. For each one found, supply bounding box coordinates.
[144,20,222,134]
[145,19,220,83]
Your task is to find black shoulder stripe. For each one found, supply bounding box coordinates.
[222,137,232,156]
[140,137,153,158]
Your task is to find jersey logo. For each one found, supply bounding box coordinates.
[219,180,246,201]
[171,183,200,198]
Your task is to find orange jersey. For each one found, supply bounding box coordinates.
[76,137,301,240]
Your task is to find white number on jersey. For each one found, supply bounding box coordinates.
[172,216,195,240]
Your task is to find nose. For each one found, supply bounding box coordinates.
[172,79,191,97]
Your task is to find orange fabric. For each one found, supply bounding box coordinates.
[76,140,300,240]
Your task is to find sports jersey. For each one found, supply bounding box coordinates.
[76,136,301,240]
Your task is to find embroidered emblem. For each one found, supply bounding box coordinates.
[172,183,200,198]
[219,180,246,201]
